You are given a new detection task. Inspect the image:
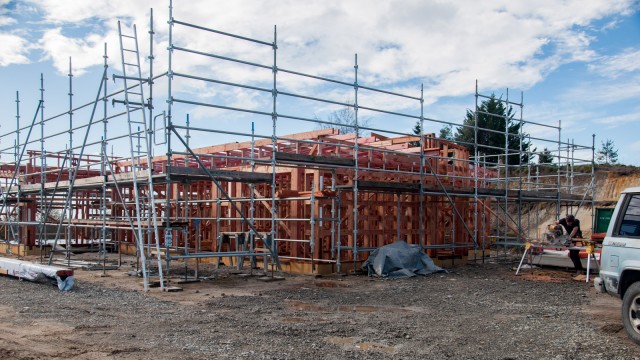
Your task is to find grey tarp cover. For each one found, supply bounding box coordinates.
[363,241,445,278]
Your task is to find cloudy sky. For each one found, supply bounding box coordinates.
[0,0,639,164]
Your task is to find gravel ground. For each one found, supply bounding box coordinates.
[0,261,637,359]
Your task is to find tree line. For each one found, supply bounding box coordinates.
[418,95,618,165]
[317,95,619,165]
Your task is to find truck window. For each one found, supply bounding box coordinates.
[617,194,640,237]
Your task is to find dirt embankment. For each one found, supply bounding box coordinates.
[595,166,640,203]
[519,166,640,239]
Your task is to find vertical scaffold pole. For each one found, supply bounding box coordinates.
[3,93,42,251]
[503,89,509,253]
[557,120,562,219]
[419,84,425,250]
[47,67,107,266]
[148,8,156,263]
[101,43,109,273]
[591,134,596,232]
[566,137,570,196]
[310,183,315,272]
[330,170,336,259]
[165,0,175,282]
[148,8,155,155]
[184,114,190,279]
[527,135,531,239]
[14,90,20,246]
[250,121,256,271]
[482,154,486,263]
[474,83,484,261]
[215,197,221,269]
[270,25,278,274]
[517,91,523,243]
[67,57,74,265]
[144,10,165,286]
[15,91,19,166]
[38,82,47,263]
[536,163,540,239]
[336,191,342,273]
[571,138,575,193]
[473,80,479,259]
[396,192,401,242]
[352,54,359,271]
[39,74,45,259]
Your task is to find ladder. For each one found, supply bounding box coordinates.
[116,21,164,291]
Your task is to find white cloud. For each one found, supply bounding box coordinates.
[522,96,640,166]
[588,48,640,78]
[597,113,640,125]
[0,33,31,66]
[0,1,31,66]
[25,0,148,24]
[38,27,122,76]
[25,0,635,94]
[594,111,640,128]
[562,74,640,105]
[0,0,15,26]
[15,0,640,152]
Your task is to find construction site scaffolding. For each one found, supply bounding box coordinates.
[0,1,595,290]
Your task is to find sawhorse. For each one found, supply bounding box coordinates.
[516,241,600,283]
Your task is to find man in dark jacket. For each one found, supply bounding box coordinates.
[557,214,584,273]
[558,214,582,239]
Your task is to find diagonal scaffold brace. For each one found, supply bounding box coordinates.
[169,126,282,270]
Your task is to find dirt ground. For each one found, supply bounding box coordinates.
[0,256,638,359]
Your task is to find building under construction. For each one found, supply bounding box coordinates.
[0,2,595,290]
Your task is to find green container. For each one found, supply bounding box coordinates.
[595,207,614,233]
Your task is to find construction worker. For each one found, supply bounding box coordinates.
[556,214,584,273]
[557,214,583,239]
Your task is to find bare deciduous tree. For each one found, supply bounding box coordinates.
[316,100,370,137]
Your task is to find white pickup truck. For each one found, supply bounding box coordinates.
[594,187,640,345]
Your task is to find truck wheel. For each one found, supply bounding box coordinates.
[622,282,640,345]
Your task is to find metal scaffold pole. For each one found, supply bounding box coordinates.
[503,88,509,255]
[419,84,425,250]
[39,75,45,262]
[517,91,524,246]
[15,91,20,247]
[473,80,479,260]
[557,120,562,219]
[165,0,174,284]
[67,57,73,266]
[47,67,107,266]
[1,93,41,253]
[148,9,165,287]
[591,134,596,232]
[249,121,256,273]
[270,25,278,274]
[147,9,156,268]
[352,53,359,272]
[101,43,109,273]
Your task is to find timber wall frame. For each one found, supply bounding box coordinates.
[0,1,595,277]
